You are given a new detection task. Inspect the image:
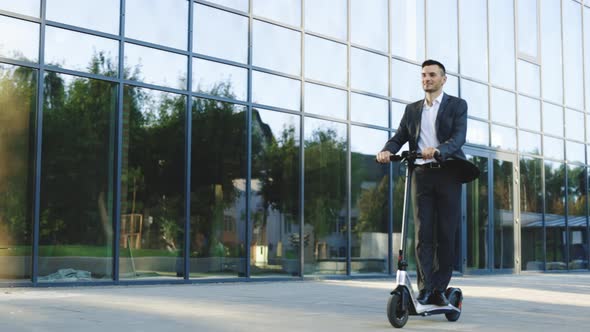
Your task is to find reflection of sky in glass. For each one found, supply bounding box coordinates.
[489,0,515,89]
[351,93,388,127]
[540,0,563,104]
[461,79,488,120]
[45,26,118,76]
[542,102,563,136]
[194,4,248,64]
[126,0,187,50]
[491,125,516,151]
[517,0,538,57]
[46,0,119,34]
[252,71,300,110]
[253,20,301,76]
[517,60,540,97]
[253,0,300,26]
[459,0,487,81]
[208,0,248,12]
[0,0,39,17]
[426,0,458,72]
[124,43,187,90]
[518,95,541,131]
[391,59,422,102]
[256,108,300,147]
[351,0,387,52]
[391,101,406,129]
[565,108,584,141]
[543,136,564,160]
[563,0,584,110]
[304,35,346,86]
[351,48,387,96]
[304,116,346,142]
[445,75,459,97]
[491,88,515,126]
[305,0,347,40]
[304,83,346,120]
[467,119,489,146]
[351,125,388,155]
[391,0,424,61]
[518,130,541,154]
[192,57,247,101]
[566,140,585,164]
[0,15,39,62]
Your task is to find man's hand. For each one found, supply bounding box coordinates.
[421,147,439,160]
[376,151,393,163]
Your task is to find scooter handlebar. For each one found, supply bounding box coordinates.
[381,150,441,162]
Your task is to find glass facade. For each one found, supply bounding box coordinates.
[1,0,590,285]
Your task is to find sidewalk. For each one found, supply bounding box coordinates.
[1,272,589,331]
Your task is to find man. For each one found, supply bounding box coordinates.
[376,59,467,306]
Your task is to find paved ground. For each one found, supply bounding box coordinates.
[1,272,589,331]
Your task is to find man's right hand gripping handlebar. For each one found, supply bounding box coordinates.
[375,150,441,163]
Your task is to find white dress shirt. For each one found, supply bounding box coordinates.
[415,92,444,165]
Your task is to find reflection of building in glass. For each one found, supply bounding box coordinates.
[0,0,589,285]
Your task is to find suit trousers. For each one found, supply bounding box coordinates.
[411,165,462,292]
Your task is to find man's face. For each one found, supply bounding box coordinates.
[421,65,447,93]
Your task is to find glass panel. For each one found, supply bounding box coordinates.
[46,0,119,34]
[350,47,388,96]
[585,7,590,111]
[563,0,584,110]
[190,98,246,278]
[45,27,119,77]
[467,119,489,146]
[304,83,346,120]
[426,0,458,72]
[304,117,347,275]
[39,72,116,282]
[461,79,488,120]
[350,126,389,274]
[466,155,489,269]
[568,165,587,269]
[491,125,517,151]
[518,130,542,155]
[207,0,248,12]
[124,43,187,90]
[566,109,585,141]
[253,20,301,76]
[350,0,387,52]
[391,101,405,130]
[250,109,300,276]
[350,93,388,127]
[489,0,515,89]
[517,60,540,97]
[491,88,516,126]
[391,59,422,102]
[518,95,541,131]
[252,71,300,111]
[193,4,248,64]
[0,15,39,63]
[0,0,39,17]
[125,0,188,50]
[493,159,514,269]
[540,0,563,104]
[542,102,563,137]
[520,157,544,270]
[391,0,424,61]
[459,0,488,81]
[304,35,347,87]
[544,136,564,160]
[253,0,300,26]
[305,0,347,40]
[517,0,538,57]
[567,140,586,164]
[119,86,185,280]
[192,57,247,101]
[545,161,566,270]
[0,64,36,281]
[446,75,459,97]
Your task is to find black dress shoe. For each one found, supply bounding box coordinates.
[416,289,432,305]
[431,289,449,306]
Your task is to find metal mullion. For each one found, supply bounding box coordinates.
[45,20,121,41]
[303,78,347,92]
[0,57,40,69]
[349,42,389,58]
[251,65,301,81]
[0,10,41,23]
[299,0,305,278]
[245,0,253,279]
[192,53,249,70]
[123,37,190,56]
[303,30,347,47]
[184,0,194,282]
[43,65,119,83]
[252,14,301,33]
[121,79,189,96]
[341,0,351,276]
[193,92,248,106]
[349,88,390,101]
[386,0,392,276]
[195,0,249,16]
[349,121,389,132]
[560,0,571,269]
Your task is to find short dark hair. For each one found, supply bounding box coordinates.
[421,59,446,76]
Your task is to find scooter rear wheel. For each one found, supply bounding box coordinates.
[387,292,409,328]
[445,290,462,322]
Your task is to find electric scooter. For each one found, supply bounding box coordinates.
[385,151,463,328]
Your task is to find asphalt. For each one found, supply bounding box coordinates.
[1,272,589,331]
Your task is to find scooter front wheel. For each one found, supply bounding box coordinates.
[445,289,462,322]
[387,292,409,328]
